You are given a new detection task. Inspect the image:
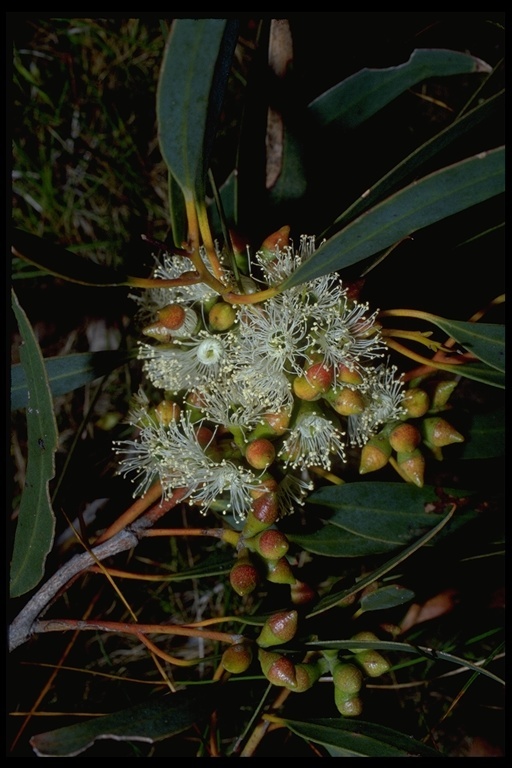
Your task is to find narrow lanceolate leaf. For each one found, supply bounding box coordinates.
[325,90,503,233]
[308,48,491,130]
[304,504,458,618]
[11,350,131,411]
[10,289,57,597]
[30,688,217,757]
[275,717,443,757]
[289,483,474,558]
[157,19,238,203]
[280,146,505,290]
[12,229,130,286]
[428,317,505,372]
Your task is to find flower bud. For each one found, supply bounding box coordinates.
[349,632,390,678]
[388,422,421,453]
[402,387,430,418]
[421,417,464,448]
[332,662,363,695]
[337,365,364,386]
[290,661,323,692]
[292,374,322,401]
[304,362,335,394]
[265,556,296,585]
[328,387,366,416]
[258,648,297,688]
[242,492,279,537]
[334,688,363,717]
[245,529,289,561]
[158,303,187,329]
[208,301,237,330]
[260,225,290,254]
[256,610,298,648]
[428,379,458,411]
[355,649,391,678]
[221,642,253,674]
[245,438,276,470]
[359,433,392,474]
[248,410,291,440]
[397,448,425,487]
[290,579,317,605]
[229,557,260,596]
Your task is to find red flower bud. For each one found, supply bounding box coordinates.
[256,610,298,648]
[245,529,289,561]
[245,438,276,470]
[421,417,464,448]
[258,648,297,688]
[242,492,280,537]
[229,558,260,596]
[397,448,425,487]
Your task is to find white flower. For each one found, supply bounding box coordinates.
[279,407,346,470]
[138,331,235,393]
[348,362,406,446]
[199,376,273,436]
[309,300,385,370]
[235,293,309,378]
[116,413,263,521]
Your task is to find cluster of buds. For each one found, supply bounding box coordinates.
[115,228,444,523]
[359,378,464,486]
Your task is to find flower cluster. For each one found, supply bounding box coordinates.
[116,232,407,522]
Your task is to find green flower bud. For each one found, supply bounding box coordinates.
[265,556,296,585]
[359,433,392,474]
[428,379,458,411]
[355,649,391,678]
[256,610,298,648]
[221,642,253,674]
[337,365,364,386]
[208,301,237,331]
[290,661,323,692]
[402,387,430,418]
[332,662,363,695]
[334,687,363,717]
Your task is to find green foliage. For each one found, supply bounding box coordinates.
[9,15,504,759]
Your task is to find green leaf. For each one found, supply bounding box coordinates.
[359,584,415,612]
[437,361,505,389]
[29,688,217,757]
[157,19,238,203]
[308,48,491,130]
[279,146,505,290]
[279,717,443,757]
[305,504,458,618]
[10,290,57,597]
[289,483,474,557]
[325,90,504,234]
[11,350,131,411]
[427,317,505,372]
[12,229,130,286]
[458,407,505,459]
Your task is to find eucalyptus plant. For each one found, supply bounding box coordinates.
[10,17,504,757]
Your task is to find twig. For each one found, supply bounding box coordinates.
[9,488,188,652]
